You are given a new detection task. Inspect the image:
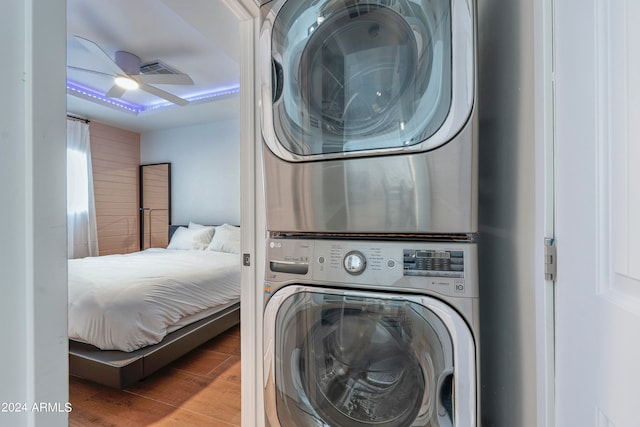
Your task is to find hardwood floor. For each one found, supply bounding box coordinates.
[69,325,241,427]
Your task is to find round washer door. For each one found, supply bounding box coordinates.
[263,286,477,427]
[260,0,475,161]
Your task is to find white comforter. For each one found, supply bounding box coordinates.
[68,249,240,352]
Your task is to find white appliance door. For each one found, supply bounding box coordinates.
[260,0,474,161]
[263,286,477,427]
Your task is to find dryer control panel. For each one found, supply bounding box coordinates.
[265,238,479,298]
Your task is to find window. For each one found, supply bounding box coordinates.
[66,119,98,258]
[67,148,89,214]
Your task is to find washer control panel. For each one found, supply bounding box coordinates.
[403,249,464,278]
[343,251,367,275]
[265,238,478,298]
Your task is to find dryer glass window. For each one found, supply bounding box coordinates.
[270,0,453,156]
[272,291,454,427]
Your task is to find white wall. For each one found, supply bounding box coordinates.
[140,119,241,226]
[1,1,68,426]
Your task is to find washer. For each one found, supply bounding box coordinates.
[263,238,480,426]
[259,0,477,235]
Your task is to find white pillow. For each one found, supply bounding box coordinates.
[188,222,215,244]
[188,221,212,230]
[206,224,241,254]
[167,226,212,250]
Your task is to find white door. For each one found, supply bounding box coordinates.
[555,1,640,426]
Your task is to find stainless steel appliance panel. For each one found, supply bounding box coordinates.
[263,122,477,234]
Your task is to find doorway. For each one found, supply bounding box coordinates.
[139,162,171,250]
[63,2,259,427]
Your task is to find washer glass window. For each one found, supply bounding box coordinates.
[270,0,453,156]
[271,290,455,427]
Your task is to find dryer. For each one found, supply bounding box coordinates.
[260,0,477,236]
[263,238,480,427]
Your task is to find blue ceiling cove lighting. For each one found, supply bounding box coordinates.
[66,80,143,114]
[66,79,240,115]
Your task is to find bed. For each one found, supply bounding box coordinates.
[68,223,241,388]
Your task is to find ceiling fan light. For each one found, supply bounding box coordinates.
[114,76,139,90]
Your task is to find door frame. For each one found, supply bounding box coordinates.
[2,1,68,426]
[534,0,556,425]
[6,0,260,425]
[220,0,262,425]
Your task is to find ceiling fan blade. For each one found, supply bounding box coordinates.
[67,65,115,79]
[74,36,126,76]
[138,82,189,106]
[106,84,127,99]
[136,73,194,85]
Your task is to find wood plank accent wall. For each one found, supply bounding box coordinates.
[90,121,140,255]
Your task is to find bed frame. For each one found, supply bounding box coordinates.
[68,225,240,389]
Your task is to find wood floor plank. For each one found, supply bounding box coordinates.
[127,369,241,424]
[69,388,178,427]
[208,355,241,382]
[169,349,232,377]
[145,408,238,427]
[69,377,110,402]
[69,326,241,426]
[200,333,241,357]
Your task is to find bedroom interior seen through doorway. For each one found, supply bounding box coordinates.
[67,0,256,426]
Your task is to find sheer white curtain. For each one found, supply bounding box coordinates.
[67,119,99,258]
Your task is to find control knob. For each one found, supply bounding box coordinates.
[343,251,366,275]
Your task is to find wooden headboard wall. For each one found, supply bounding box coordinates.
[90,121,141,255]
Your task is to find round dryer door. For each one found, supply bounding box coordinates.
[263,286,477,427]
[260,0,475,161]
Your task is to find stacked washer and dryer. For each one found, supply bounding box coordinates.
[259,0,479,425]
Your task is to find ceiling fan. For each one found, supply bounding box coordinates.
[69,36,194,106]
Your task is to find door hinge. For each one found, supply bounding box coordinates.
[544,238,557,281]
